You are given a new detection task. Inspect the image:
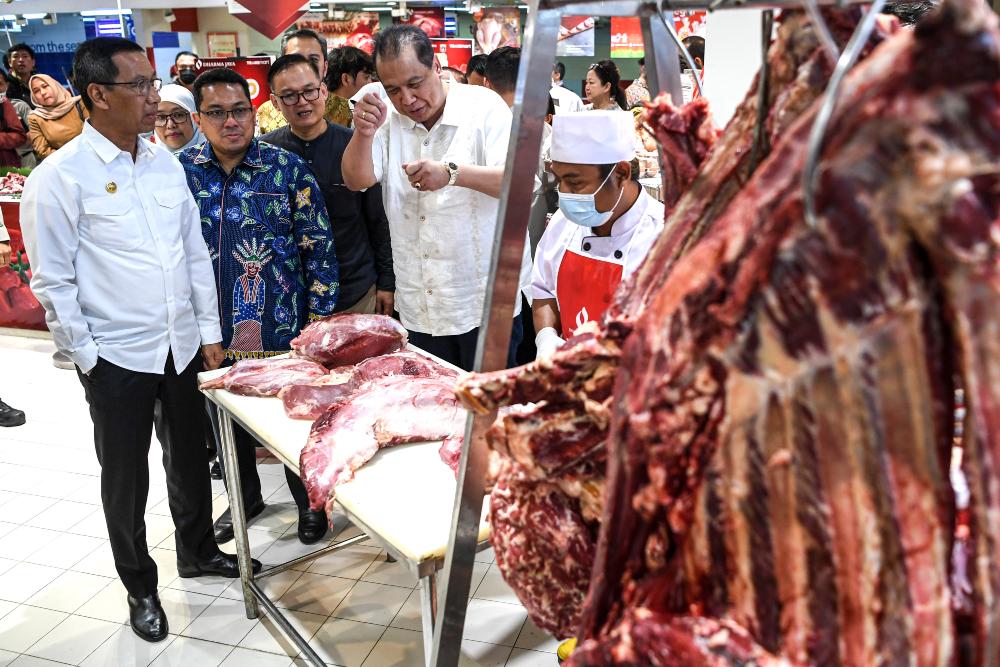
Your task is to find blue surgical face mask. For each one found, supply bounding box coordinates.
[557,168,625,228]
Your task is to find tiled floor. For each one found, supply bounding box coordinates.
[0,334,559,666]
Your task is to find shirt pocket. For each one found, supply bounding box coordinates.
[80,194,143,251]
[151,186,189,246]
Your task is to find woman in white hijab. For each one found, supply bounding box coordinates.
[154,83,204,155]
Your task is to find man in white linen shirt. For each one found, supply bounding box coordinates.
[344,24,522,371]
[20,37,259,644]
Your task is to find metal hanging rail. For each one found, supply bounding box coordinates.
[429,0,879,663]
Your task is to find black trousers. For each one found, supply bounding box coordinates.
[78,354,218,597]
[408,314,524,373]
[206,401,312,513]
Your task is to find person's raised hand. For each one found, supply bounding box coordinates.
[353,93,387,138]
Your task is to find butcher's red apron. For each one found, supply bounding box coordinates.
[555,249,624,339]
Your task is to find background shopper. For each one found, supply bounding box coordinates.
[27,74,87,161]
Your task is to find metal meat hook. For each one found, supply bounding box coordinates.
[657,1,706,99]
[801,0,888,229]
[803,0,842,62]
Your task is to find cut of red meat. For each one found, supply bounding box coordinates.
[199,357,328,397]
[278,351,456,420]
[290,313,407,367]
[299,375,466,511]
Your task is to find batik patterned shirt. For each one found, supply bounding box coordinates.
[179,139,339,359]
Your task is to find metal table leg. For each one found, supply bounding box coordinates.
[419,572,438,665]
[218,410,258,619]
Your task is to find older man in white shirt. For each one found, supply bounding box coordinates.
[345,24,522,371]
[20,37,258,644]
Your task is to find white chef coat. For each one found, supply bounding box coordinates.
[370,82,519,336]
[532,188,663,335]
[550,83,584,114]
[20,122,221,375]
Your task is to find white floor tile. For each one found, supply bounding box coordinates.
[217,528,283,558]
[0,605,69,653]
[276,573,354,616]
[221,648,293,667]
[156,588,217,636]
[0,563,65,604]
[259,534,332,572]
[79,625,173,667]
[74,580,129,625]
[473,567,521,607]
[219,568,303,604]
[0,650,15,667]
[24,533,105,570]
[26,571,114,614]
[462,600,527,647]
[505,648,555,667]
[9,655,72,667]
[310,617,385,667]
[25,500,100,533]
[149,636,233,667]
[71,543,118,579]
[0,522,16,540]
[360,626,423,667]
[162,572,234,598]
[143,515,177,549]
[179,595,258,646]
[65,511,110,540]
[360,557,417,589]
[247,504,298,535]
[306,545,380,581]
[332,581,411,626]
[24,613,120,664]
[513,617,560,653]
[0,602,15,623]
[0,526,61,561]
[0,495,57,525]
[149,548,180,585]
[238,608,326,657]
[388,590,424,633]
[459,639,513,667]
[475,547,496,565]
[0,559,16,578]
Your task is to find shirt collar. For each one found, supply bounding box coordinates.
[82,121,155,164]
[606,188,654,239]
[192,137,264,170]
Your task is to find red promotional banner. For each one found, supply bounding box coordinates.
[296,12,380,54]
[399,8,445,38]
[610,12,708,58]
[430,38,473,73]
[230,0,305,40]
[0,202,45,331]
[194,56,273,110]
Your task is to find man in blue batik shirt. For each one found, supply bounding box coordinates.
[179,67,340,545]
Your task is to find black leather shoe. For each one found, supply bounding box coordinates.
[176,551,262,578]
[209,460,223,480]
[213,499,266,544]
[127,593,168,643]
[0,399,25,428]
[297,509,328,545]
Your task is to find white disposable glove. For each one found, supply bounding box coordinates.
[535,326,565,360]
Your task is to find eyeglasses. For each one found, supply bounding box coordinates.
[154,110,191,127]
[199,106,254,124]
[94,77,163,97]
[276,87,322,106]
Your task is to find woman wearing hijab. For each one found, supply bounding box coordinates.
[26,74,87,161]
[154,83,204,156]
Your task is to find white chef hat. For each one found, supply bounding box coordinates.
[550,110,634,164]
[158,83,197,115]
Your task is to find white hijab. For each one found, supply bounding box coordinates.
[158,83,204,154]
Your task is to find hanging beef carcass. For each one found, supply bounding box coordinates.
[456,6,890,642]
[290,313,408,367]
[568,0,1000,662]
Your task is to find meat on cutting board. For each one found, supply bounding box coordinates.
[300,375,467,511]
[290,313,407,367]
[279,351,456,420]
[199,357,328,397]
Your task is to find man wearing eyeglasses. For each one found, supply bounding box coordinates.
[263,53,394,321]
[21,37,259,644]
[256,29,346,135]
[179,67,341,546]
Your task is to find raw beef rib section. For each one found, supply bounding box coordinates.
[279,351,456,420]
[291,314,407,367]
[299,375,467,511]
[199,357,328,397]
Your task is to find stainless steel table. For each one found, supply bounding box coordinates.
[199,352,490,666]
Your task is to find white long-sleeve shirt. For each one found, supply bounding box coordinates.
[20,122,221,375]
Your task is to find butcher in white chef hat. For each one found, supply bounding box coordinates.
[531,110,664,358]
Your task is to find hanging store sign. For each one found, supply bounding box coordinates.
[556,16,594,57]
[194,56,273,110]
